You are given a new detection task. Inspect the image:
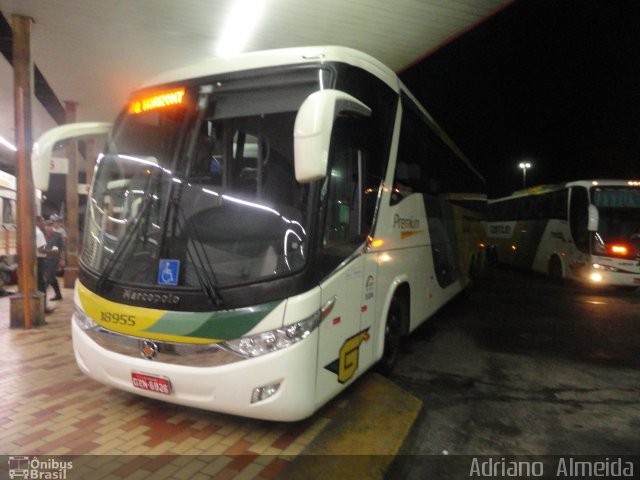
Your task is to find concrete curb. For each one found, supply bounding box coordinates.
[281,372,423,479]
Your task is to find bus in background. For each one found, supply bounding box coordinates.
[0,169,42,255]
[32,46,486,421]
[488,180,640,287]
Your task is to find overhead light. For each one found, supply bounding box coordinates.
[0,135,17,152]
[216,0,267,58]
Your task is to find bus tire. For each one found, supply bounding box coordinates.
[548,255,563,282]
[377,296,406,375]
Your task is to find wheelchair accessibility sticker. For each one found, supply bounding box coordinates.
[158,259,180,286]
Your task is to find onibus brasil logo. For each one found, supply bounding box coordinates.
[8,456,72,479]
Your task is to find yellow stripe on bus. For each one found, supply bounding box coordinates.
[77,282,218,344]
[400,230,422,240]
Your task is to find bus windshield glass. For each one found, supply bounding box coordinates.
[591,186,640,255]
[82,68,331,289]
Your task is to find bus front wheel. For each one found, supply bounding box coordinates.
[378,297,405,375]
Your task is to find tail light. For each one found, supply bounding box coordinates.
[609,244,629,256]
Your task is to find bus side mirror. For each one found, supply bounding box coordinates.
[32,122,112,191]
[587,204,599,232]
[293,89,371,183]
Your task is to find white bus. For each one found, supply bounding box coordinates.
[488,180,640,287]
[0,169,42,254]
[34,46,486,421]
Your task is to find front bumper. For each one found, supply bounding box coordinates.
[72,317,319,421]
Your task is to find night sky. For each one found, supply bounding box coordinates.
[399,0,640,198]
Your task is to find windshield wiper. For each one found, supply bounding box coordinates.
[171,197,223,307]
[159,86,222,306]
[96,193,154,291]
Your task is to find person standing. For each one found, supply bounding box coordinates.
[43,220,64,301]
[50,215,67,280]
[49,215,67,250]
[35,216,54,314]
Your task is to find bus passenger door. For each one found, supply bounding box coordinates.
[315,125,377,408]
[316,256,366,408]
[356,253,379,369]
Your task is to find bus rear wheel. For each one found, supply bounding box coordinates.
[378,298,404,375]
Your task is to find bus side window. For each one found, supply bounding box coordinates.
[323,119,377,248]
[2,198,14,223]
[570,186,589,252]
[395,97,485,287]
[391,112,427,205]
[324,146,361,245]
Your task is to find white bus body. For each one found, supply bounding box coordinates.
[35,46,486,420]
[488,180,640,287]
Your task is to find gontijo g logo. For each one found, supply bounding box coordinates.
[324,329,370,383]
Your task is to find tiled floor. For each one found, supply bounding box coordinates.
[0,283,341,479]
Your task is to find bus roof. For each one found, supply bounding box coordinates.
[565,179,640,188]
[490,184,564,202]
[138,46,400,93]
[490,179,640,203]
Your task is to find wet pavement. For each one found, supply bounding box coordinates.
[390,266,640,472]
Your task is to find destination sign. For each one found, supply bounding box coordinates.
[129,88,185,114]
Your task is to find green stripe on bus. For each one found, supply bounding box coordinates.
[142,300,282,341]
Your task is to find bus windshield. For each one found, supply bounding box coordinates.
[591,186,640,255]
[82,68,330,290]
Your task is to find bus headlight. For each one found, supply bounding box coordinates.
[223,310,320,358]
[74,304,99,330]
[590,272,603,283]
[592,263,621,272]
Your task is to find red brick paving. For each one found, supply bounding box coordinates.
[0,287,341,478]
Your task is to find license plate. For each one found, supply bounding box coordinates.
[131,372,171,395]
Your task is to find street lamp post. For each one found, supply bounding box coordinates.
[519,162,531,188]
